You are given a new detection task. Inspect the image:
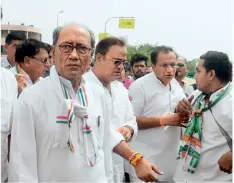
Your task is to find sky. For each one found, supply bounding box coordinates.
[1,0,233,60]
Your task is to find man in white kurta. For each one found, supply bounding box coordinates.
[125,46,189,182]
[175,51,232,182]
[1,67,18,182]
[83,37,138,183]
[9,66,124,182]
[1,31,26,69]
[84,70,137,182]
[9,39,50,94]
[8,24,162,183]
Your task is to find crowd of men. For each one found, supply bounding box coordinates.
[1,24,232,183]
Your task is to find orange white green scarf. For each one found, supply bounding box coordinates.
[54,81,97,166]
[178,83,232,174]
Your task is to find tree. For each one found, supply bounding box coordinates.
[187,58,199,78]
[187,58,199,73]
[127,43,157,66]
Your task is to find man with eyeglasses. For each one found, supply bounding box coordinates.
[44,43,54,77]
[84,37,138,183]
[9,24,162,183]
[175,57,196,96]
[126,46,189,183]
[9,39,50,94]
[175,51,232,182]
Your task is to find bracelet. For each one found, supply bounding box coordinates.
[160,116,164,127]
[129,152,144,167]
[129,152,138,162]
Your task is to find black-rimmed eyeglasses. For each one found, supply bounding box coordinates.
[58,43,92,56]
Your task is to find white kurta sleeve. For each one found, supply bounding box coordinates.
[95,87,124,182]
[122,97,138,141]
[128,82,145,116]
[8,76,18,135]
[8,92,38,182]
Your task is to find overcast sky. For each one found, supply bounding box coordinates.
[1,0,233,60]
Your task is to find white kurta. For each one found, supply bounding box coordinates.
[84,70,138,183]
[125,72,185,182]
[174,84,232,182]
[10,65,43,88]
[1,67,18,182]
[8,66,124,182]
[1,57,13,69]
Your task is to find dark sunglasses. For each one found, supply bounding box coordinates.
[106,55,131,68]
[177,63,185,68]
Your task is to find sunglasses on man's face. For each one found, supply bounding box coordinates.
[177,63,185,68]
[106,55,130,68]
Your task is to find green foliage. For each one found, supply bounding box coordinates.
[187,58,199,73]
[127,43,157,66]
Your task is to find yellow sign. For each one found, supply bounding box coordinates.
[119,18,135,29]
[99,33,110,41]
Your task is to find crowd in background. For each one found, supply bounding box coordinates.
[1,27,232,183]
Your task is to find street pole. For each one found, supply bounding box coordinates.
[104,16,134,33]
[57,10,63,27]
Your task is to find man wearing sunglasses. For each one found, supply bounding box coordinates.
[175,57,196,95]
[10,39,50,94]
[84,37,139,183]
[9,24,162,183]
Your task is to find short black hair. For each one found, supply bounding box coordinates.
[200,51,232,83]
[95,37,126,56]
[15,39,49,63]
[5,31,26,45]
[151,46,177,65]
[130,53,148,67]
[44,43,52,54]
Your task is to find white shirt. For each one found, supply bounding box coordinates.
[1,68,18,182]
[125,72,185,181]
[10,65,34,87]
[1,57,13,69]
[8,66,124,182]
[174,83,232,182]
[84,70,137,183]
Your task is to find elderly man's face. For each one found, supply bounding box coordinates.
[53,25,92,81]
[176,57,188,78]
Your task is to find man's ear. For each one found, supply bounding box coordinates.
[95,54,102,64]
[208,70,216,81]
[51,46,55,58]
[23,56,31,67]
[4,44,8,54]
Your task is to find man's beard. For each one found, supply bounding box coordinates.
[134,72,145,80]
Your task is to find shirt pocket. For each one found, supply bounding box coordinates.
[88,115,104,149]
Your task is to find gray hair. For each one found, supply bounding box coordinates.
[177,55,188,64]
[52,23,95,50]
